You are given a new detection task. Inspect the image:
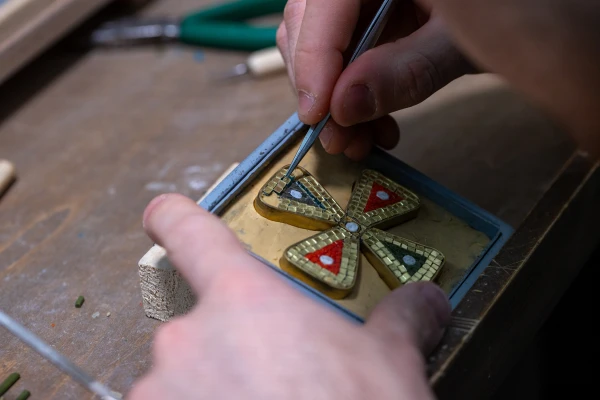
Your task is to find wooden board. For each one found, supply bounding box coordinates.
[432,154,600,398]
[0,0,593,398]
[0,0,111,84]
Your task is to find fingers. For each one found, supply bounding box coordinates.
[343,128,373,161]
[127,376,161,400]
[319,121,353,155]
[365,282,451,355]
[370,115,401,150]
[294,0,362,124]
[281,0,306,87]
[319,115,400,158]
[425,0,600,155]
[276,23,295,87]
[142,194,256,294]
[330,17,473,126]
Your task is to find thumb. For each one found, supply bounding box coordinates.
[366,282,451,355]
[142,193,263,295]
[330,17,474,127]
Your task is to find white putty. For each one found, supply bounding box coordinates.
[376,190,390,200]
[345,222,359,232]
[290,189,303,199]
[319,255,334,265]
[402,255,417,266]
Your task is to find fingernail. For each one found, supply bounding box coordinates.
[143,194,170,228]
[343,84,376,124]
[419,284,451,329]
[319,123,334,151]
[298,90,315,116]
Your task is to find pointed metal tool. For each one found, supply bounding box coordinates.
[284,0,398,179]
[0,310,121,399]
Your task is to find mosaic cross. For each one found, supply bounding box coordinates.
[254,165,446,299]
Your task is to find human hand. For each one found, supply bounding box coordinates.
[423,0,600,155]
[128,193,451,399]
[277,0,475,160]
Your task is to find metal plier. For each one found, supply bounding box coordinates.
[89,0,287,51]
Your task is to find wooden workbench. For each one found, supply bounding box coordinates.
[0,1,598,399]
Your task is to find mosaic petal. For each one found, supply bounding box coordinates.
[254,165,345,230]
[361,228,445,289]
[281,227,360,299]
[346,169,420,229]
[363,182,404,212]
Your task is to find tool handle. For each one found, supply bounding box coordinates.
[187,0,287,22]
[0,159,15,196]
[179,22,277,51]
[247,47,285,76]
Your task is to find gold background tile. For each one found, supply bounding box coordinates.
[222,141,490,319]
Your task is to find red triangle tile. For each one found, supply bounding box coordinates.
[305,240,344,275]
[363,182,404,213]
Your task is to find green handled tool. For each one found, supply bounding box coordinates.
[90,0,287,51]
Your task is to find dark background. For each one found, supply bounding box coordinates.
[494,245,598,398]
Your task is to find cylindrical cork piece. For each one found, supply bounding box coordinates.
[0,159,16,196]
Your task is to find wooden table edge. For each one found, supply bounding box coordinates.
[429,151,599,398]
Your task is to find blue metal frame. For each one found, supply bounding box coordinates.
[365,149,513,308]
[200,113,304,214]
[200,113,513,321]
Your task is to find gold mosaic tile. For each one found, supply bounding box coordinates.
[281,227,360,299]
[346,169,420,229]
[361,229,445,289]
[254,165,345,230]
[254,166,445,298]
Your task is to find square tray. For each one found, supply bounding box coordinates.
[200,113,513,321]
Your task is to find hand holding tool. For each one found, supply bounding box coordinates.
[285,0,398,178]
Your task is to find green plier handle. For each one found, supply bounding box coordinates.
[179,0,287,51]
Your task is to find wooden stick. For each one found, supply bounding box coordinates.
[0,0,110,84]
[0,159,16,196]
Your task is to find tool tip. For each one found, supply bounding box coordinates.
[215,63,249,81]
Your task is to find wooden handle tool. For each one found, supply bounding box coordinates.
[222,46,285,79]
[0,159,16,196]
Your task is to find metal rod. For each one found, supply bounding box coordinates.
[285,118,327,178]
[199,112,305,214]
[0,310,120,400]
[284,0,397,178]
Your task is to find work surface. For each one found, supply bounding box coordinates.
[0,0,581,398]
